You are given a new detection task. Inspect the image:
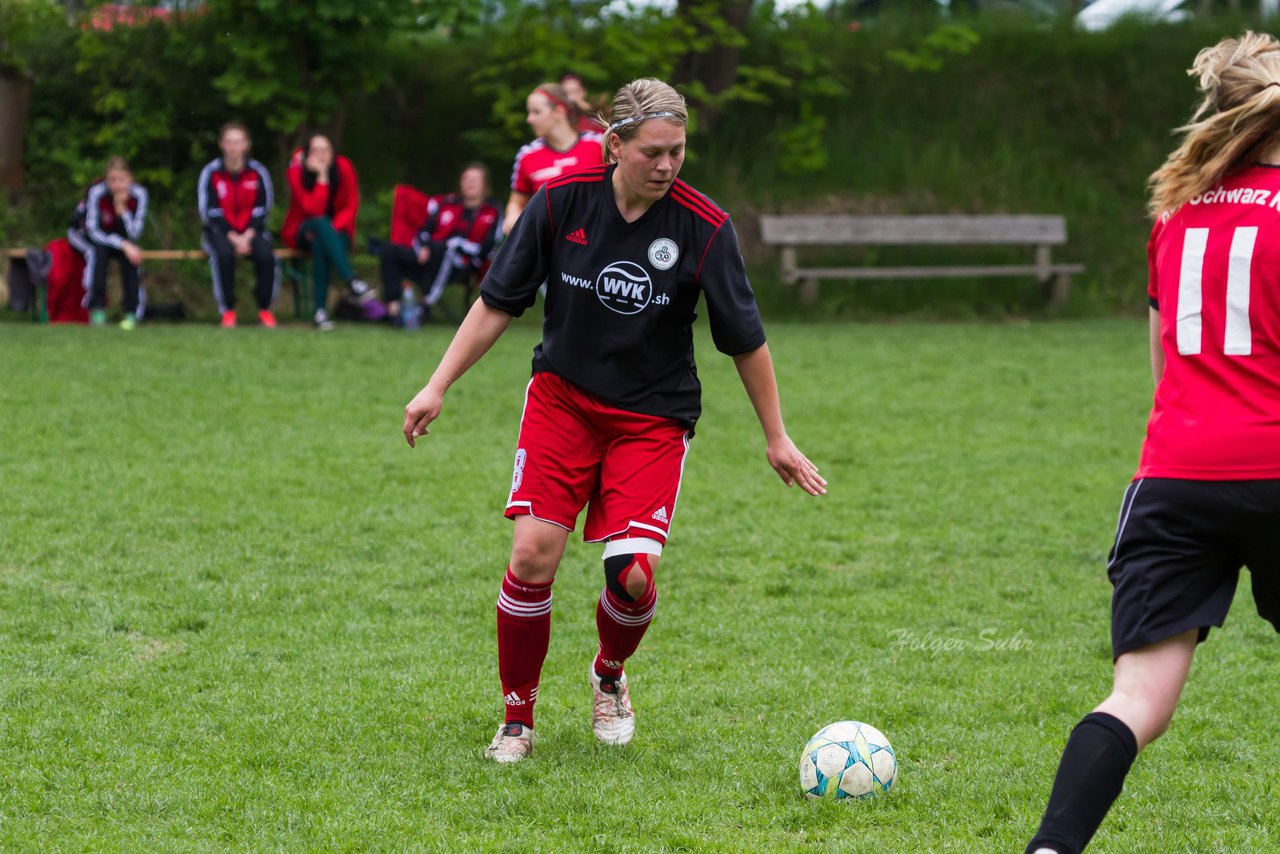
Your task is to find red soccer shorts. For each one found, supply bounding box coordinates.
[505,372,691,543]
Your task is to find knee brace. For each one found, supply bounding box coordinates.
[602,538,662,603]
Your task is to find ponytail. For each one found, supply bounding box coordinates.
[1150,32,1280,216]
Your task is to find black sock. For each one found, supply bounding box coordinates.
[1026,712,1139,854]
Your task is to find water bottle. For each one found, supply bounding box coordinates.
[402,284,421,330]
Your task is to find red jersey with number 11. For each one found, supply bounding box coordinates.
[1139,164,1280,479]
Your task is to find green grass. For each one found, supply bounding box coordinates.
[1,318,1276,851]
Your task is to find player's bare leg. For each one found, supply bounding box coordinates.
[486,516,570,763]
[1026,629,1198,853]
[1095,628,1197,750]
[509,514,569,585]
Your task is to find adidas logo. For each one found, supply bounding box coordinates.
[650,506,669,523]
[566,227,588,245]
[504,687,536,706]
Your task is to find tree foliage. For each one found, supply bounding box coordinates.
[459,0,847,175]
[0,0,65,77]
[885,23,981,72]
[6,0,969,235]
[207,0,423,143]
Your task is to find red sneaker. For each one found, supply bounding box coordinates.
[258,309,278,329]
[220,310,237,328]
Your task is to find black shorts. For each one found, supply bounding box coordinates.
[1108,477,1280,659]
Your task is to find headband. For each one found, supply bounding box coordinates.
[607,111,679,133]
[535,87,573,113]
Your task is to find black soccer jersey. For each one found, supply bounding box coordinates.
[480,165,765,426]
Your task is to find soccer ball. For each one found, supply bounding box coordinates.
[799,720,897,800]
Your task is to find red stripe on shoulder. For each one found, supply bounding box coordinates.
[671,186,726,227]
[671,181,727,225]
[673,179,723,209]
[545,166,608,191]
[673,180,727,218]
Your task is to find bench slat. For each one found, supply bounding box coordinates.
[787,263,1085,282]
[761,215,1068,246]
[6,247,304,260]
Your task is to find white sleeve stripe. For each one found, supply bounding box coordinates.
[510,140,541,190]
[197,160,217,221]
[251,160,274,213]
[84,183,122,247]
[126,186,148,240]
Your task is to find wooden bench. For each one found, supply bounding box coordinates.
[759,214,1085,308]
[4,246,308,322]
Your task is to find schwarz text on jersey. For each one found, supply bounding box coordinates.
[1187,185,1280,209]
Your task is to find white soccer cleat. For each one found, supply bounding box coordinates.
[590,666,635,746]
[483,722,534,763]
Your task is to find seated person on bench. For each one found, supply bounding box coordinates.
[198,121,279,328]
[68,156,149,329]
[379,162,502,322]
[282,134,372,331]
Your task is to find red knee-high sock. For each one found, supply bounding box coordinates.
[594,582,657,680]
[496,567,553,727]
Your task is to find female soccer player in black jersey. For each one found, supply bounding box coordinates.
[403,78,825,763]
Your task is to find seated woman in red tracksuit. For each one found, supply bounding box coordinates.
[379,162,502,324]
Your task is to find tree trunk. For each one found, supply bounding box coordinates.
[672,0,754,130]
[0,67,31,191]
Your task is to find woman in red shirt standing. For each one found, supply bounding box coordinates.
[282,134,371,330]
[1026,32,1280,854]
[503,82,603,236]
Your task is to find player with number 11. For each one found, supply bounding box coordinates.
[1026,32,1280,854]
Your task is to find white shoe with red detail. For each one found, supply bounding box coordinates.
[590,666,635,746]
[484,722,534,763]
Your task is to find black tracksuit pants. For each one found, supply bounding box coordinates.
[202,227,277,312]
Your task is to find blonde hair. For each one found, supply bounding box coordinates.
[531,82,580,130]
[601,78,688,165]
[1149,32,1280,216]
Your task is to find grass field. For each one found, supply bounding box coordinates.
[2,317,1276,851]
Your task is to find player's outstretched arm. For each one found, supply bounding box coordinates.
[732,344,827,496]
[403,299,515,447]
